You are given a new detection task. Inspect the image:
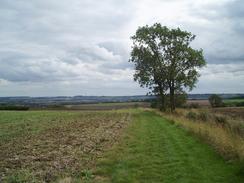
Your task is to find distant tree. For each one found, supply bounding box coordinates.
[130,23,206,111]
[209,94,223,107]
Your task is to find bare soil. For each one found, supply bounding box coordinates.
[187,99,210,107]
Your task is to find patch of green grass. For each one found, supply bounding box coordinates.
[96,110,243,183]
[5,169,36,183]
[224,98,244,107]
[224,98,244,103]
[0,111,83,141]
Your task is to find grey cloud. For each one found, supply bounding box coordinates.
[225,0,244,18]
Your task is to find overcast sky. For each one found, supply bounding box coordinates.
[0,0,243,96]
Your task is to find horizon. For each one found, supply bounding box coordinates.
[1,93,244,98]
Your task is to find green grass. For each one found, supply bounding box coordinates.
[96,110,243,183]
[224,98,244,107]
[0,111,84,141]
[224,98,244,103]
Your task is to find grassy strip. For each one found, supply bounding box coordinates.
[95,110,243,182]
[157,109,244,161]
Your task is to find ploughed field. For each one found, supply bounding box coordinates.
[0,110,130,182]
[0,109,243,182]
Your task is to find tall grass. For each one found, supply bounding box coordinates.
[156,109,244,161]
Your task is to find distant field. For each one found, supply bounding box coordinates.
[224,98,244,107]
[187,99,210,106]
[224,98,244,103]
[213,107,244,119]
[63,102,150,110]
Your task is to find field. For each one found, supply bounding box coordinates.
[224,98,244,107]
[64,102,149,110]
[0,110,130,182]
[0,108,244,182]
[187,99,210,107]
[213,107,244,119]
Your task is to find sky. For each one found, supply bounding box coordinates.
[0,0,244,96]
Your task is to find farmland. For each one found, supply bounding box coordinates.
[224,98,244,107]
[0,110,131,182]
[0,108,244,182]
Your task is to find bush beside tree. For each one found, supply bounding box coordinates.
[208,94,223,108]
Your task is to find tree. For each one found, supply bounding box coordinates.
[129,23,206,111]
[208,94,223,107]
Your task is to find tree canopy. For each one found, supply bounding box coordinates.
[130,23,206,111]
[209,94,223,108]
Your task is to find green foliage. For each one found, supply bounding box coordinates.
[150,99,158,109]
[150,93,187,110]
[174,93,187,108]
[209,94,223,108]
[0,105,29,111]
[81,169,94,182]
[6,169,36,183]
[129,23,206,111]
[236,102,244,107]
[186,111,197,120]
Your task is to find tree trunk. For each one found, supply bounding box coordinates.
[170,84,175,112]
[158,83,165,111]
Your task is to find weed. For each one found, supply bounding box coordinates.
[197,111,209,122]
[81,169,94,182]
[214,115,227,125]
[186,111,197,120]
[5,169,36,183]
[188,103,200,109]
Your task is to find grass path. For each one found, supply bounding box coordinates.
[96,110,243,183]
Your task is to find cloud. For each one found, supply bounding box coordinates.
[0,0,243,96]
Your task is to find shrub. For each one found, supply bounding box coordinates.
[236,101,244,107]
[209,94,223,108]
[174,93,187,108]
[198,111,209,122]
[186,111,197,120]
[0,105,29,111]
[231,124,244,137]
[134,103,139,108]
[214,115,227,125]
[188,103,200,109]
[150,100,158,108]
